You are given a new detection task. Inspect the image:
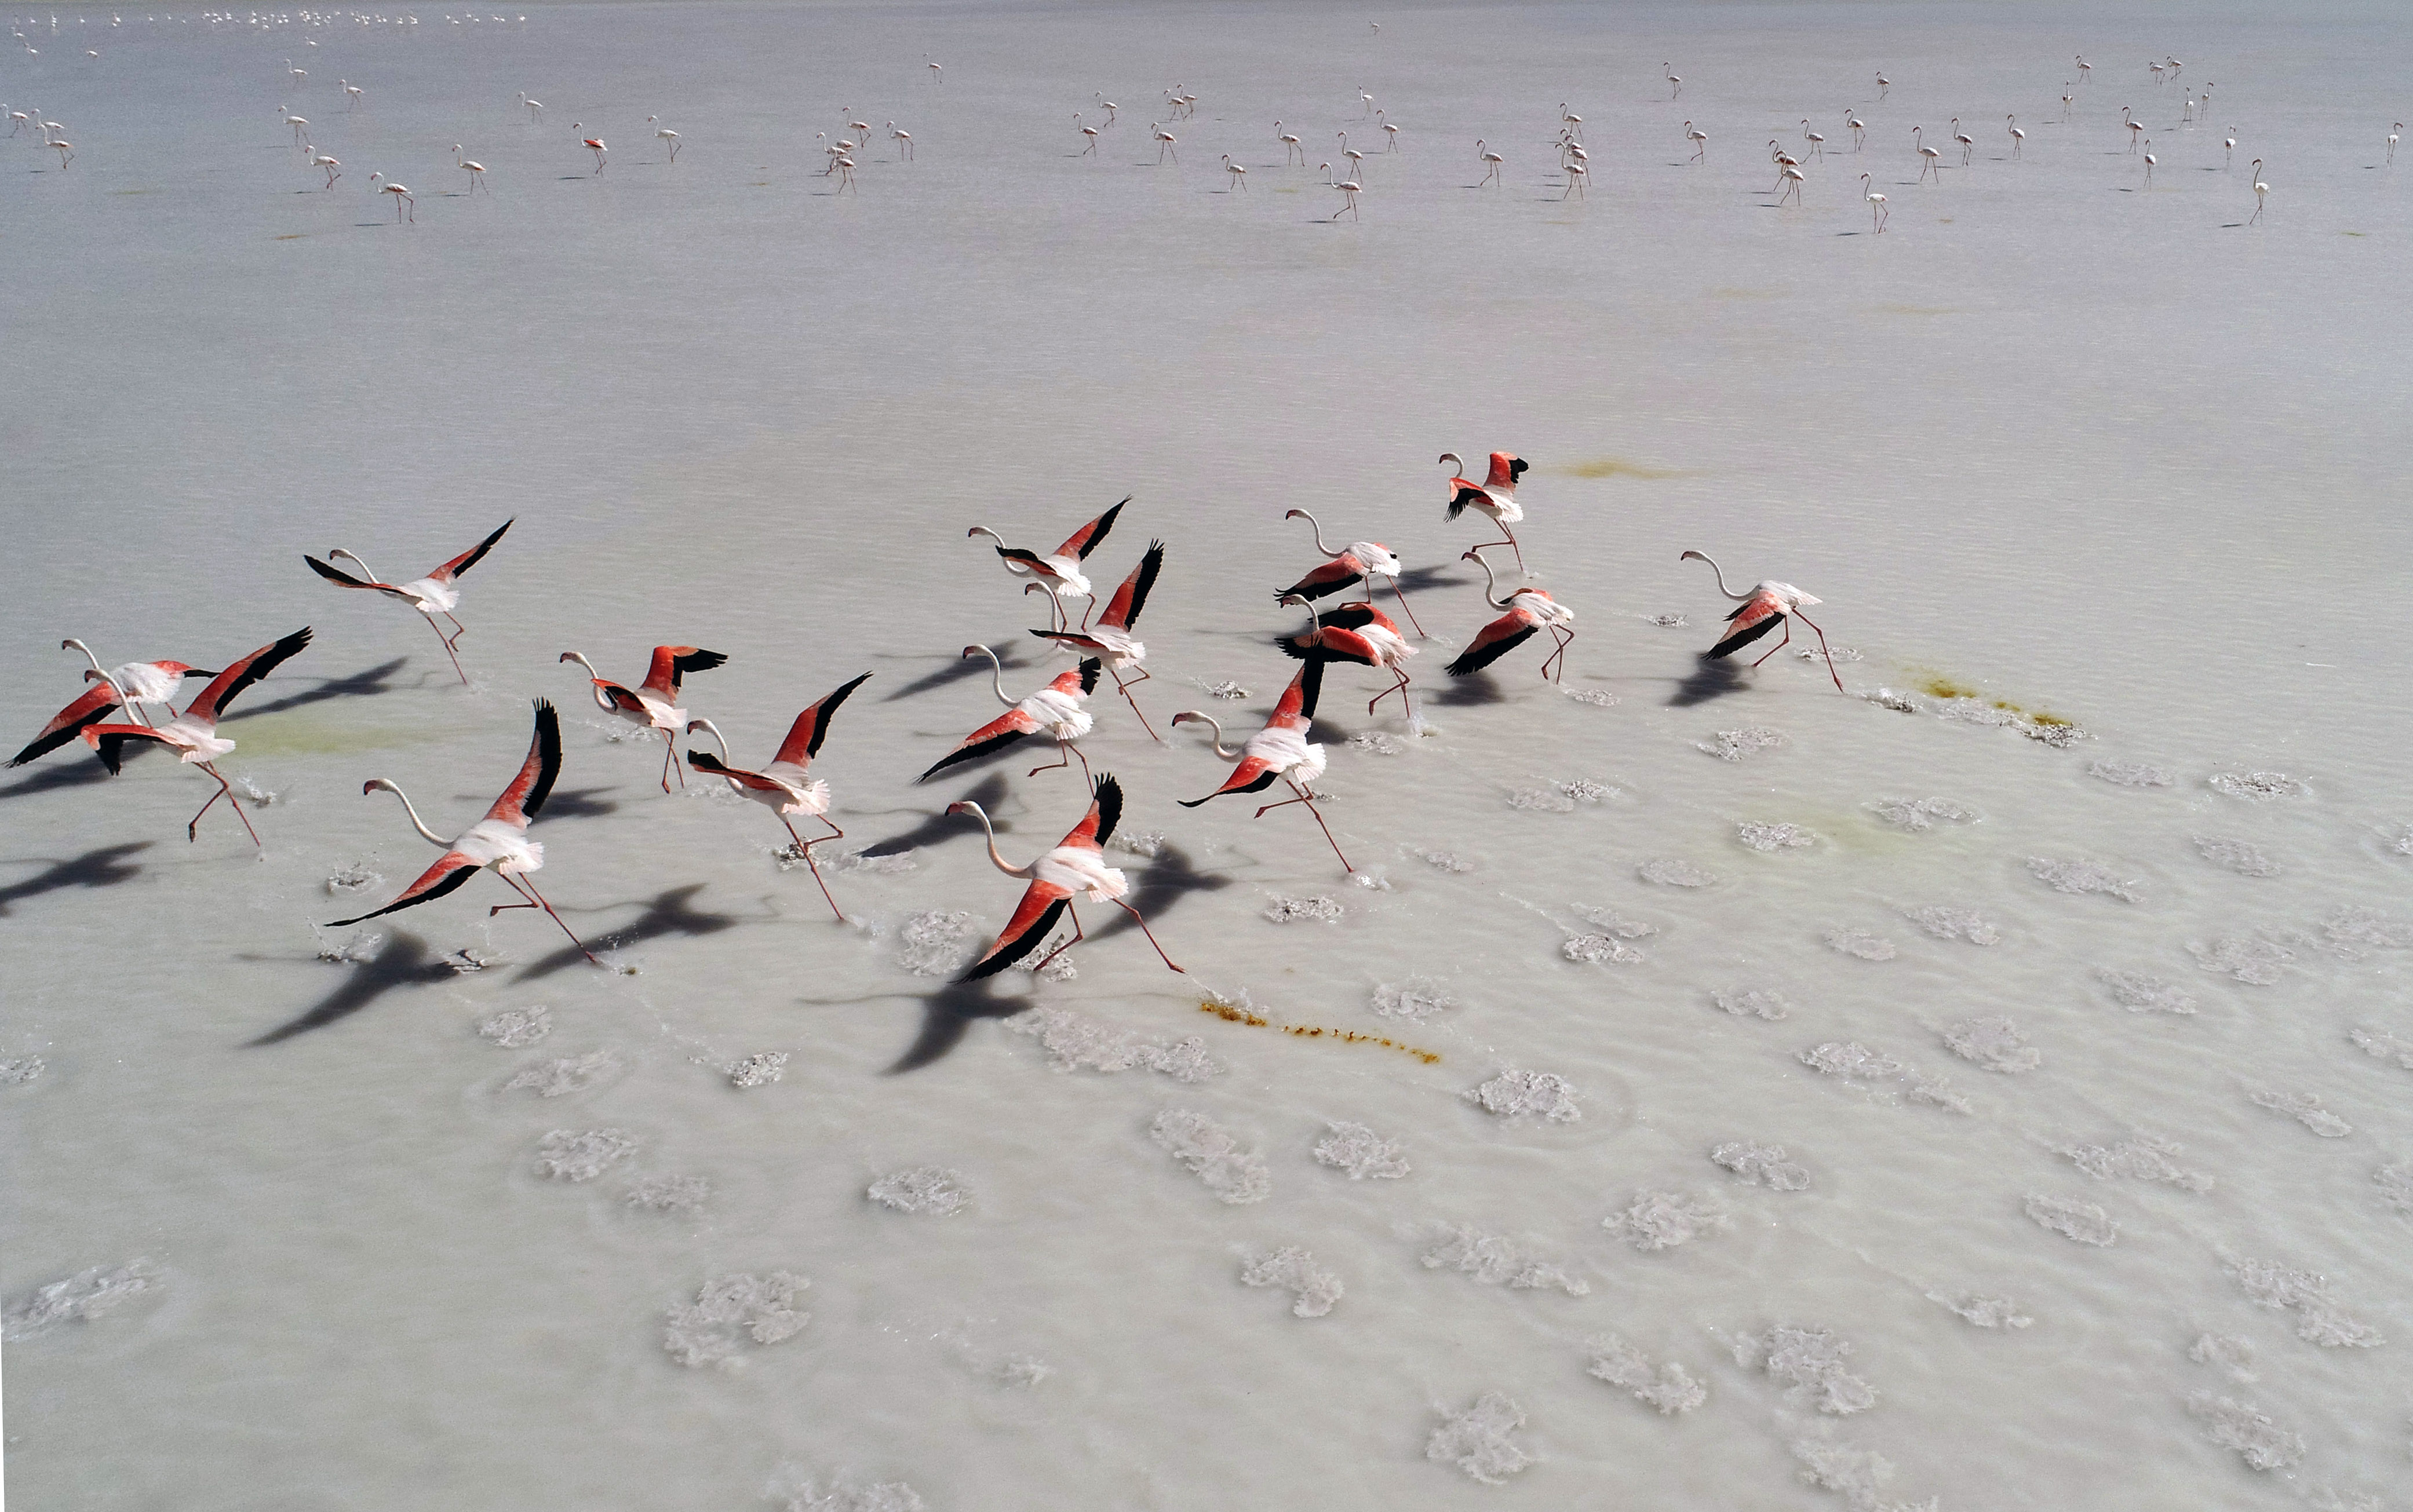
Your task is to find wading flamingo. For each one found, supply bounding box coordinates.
[311,148,340,187]
[1685,121,1708,162]
[1777,162,1805,204]
[1333,170,1362,219]
[328,699,602,966]
[1914,126,1941,181]
[1952,117,1973,165]
[559,645,727,790]
[888,123,910,160]
[2388,124,2400,166]
[1152,122,1176,163]
[2224,127,2236,167]
[1664,63,1681,98]
[2141,137,2156,185]
[967,498,1125,631]
[659,126,681,161]
[1878,72,1890,99]
[584,135,606,171]
[1862,173,1887,231]
[304,519,512,684]
[1277,508,1423,632]
[920,649,1099,783]
[1172,663,1350,871]
[686,673,870,919]
[2249,160,2267,222]
[1076,113,1100,154]
[1477,138,1503,185]
[78,627,312,845]
[1803,119,1825,159]
[1029,541,1165,737]
[1680,549,1844,689]
[1846,111,1865,149]
[1446,546,1573,682]
[1276,120,1302,165]
[948,772,1183,980]
[1223,152,1246,191]
[1438,450,1529,572]
[2007,115,2024,158]
[1275,594,1416,717]
[369,173,413,220]
[2122,105,2144,149]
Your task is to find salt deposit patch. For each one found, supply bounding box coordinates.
[2090,759,2173,788]
[728,1051,788,1088]
[504,1050,620,1098]
[1561,686,1620,706]
[2054,1133,2213,1192]
[1735,1325,1877,1415]
[867,1167,971,1216]
[897,910,974,976]
[1604,1189,1732,1251]
[1905,905,2000,945]
[1426,1392,1533,1485]
[1942,1016,2037,1072]
[2099,970,2197,1014]
[1465,1069,1582,1122]
[2375,1162,2413,1217]
[1638,858,1716,888]
[663,1271,810,1369]
[2208,771,2307,801]
[2189,1332,2257,1381]
[1564,933,1645,965]
[1,1056,46,1086]
[1587,1334,1707,1414]
[1738,822,1815,852]
[1712,1141,1810,1190]
[534,1128,637,1182]
[2191,937,2292,985]
[1004,1006,1222,1082]
[2193,836,2281,877]
[2026,857,2142,901]
[776,1477,925,1512]
[1240,1246,1343,1317]
[2348,1026,2413,1072]
[2317,905,2413,956]
[1870,797,1977,832]
[1712,987,1790,1021]
[1420,1226,1590,1295]
[3,1261,159,1341]
[1150,1109,1270,1204]
[1931,1293,2032,1330]
[1791,1436,1935,1511]
[1860,687,1920,713]
[1346,732,1405,755]
[2024,1193,2117,1246]
[1904,1072,1971,1115]
[1571,904,1657,938]
[625,1174,710,1214]
[1412,847,1474,873]
[2247,1087,2352,1138]
[1699,728,1787,761]
[2185,1392,2305,1470]
[1824,928,1897,962]
[1264,894,1345,924]
[477,1006,551,1048]
[1801,1042,1901,1081]
[1314,1121,1408,1179]
[1370,976,1456,1020]
[2226,1257,2384,1347]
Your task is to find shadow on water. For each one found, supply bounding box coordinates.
[1667,654,1749,707]
[884,977,1025,1073]
[516,882,741,981]
[1428,672,1510,708]
[249,930,458,1045]
[879,641,1036,704]
[0,756,125,802]
[538,786,620,821]
[1391,561,1475,596]
[0,842,152,915]
[1089,842,1231,945]
[856,773,1010,857]
[227,657,413,721]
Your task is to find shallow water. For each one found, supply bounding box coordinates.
[5,2,2411,1507]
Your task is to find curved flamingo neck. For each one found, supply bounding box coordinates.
[367,780,449,846]
[1176,713,1241,760]
[1467,550,1515,609]
[1682,551,1749,600]
[331,547,383,585]
[560,652,614,708]
[956,802,1031,877]
[686,717,730,761]
[965,645,1010,705]
[966,526,1004,546]
[1288,510,1340,558]
[61,638,105,677]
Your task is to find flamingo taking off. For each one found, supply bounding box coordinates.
[1275,594,1417,717]
[1680,549,1845,690]
[1030,540,1165,737]
[559,645,727,790]
[327,699,602,966]
[78,627,313,845]
[60,639,216,725]
[1171,663,1350,871]
[686,673,871,919]
[920,649,1099,783]
[1446,546,1574,682]
[10,652,214,768]
[1438,450,1530,573]
[304,519,512,684]
[947,773,1183,980]
[1278,507,1424,634]
[967,498,1125,631]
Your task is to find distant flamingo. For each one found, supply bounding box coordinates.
[659,126,681,161]
[284,56,305,82]
[342,78,362,107]
[2122,105,2144,149]
[1846,110,1865,149]
[1223,153,1248,191]
[1861,173,1888,231]
[1152,122,1176,163]
[1076,112,1100,154]
[1380,112,1398,149]
[49,138,72,168]
[2250,160,2268,222]
[2141,137,2156,185]
[2077,56,2091,82]
[1275,594,1416,717]
[369,173,413,220]
[927,57,942,83]
[286,112,308,146]
[1446,546,1573,682]
[1914,126,1941,181]
[1031,540,1165,737]
[1776,162,1805,204]
[2389,124,2401,166]
[584,135,606,171]
[1171,662,1350,871]
[2007,115,2024,158]
[457,151,488,192]
[833,154,857,192]
[1664,63,1682,98]
[1684,121,1708,162]
[1438,451,1529,572]
[1563,160,1588,198]
[1276,120,1303,165]
[311,148,341,187]
[967,498,1125,631]
[1332,167,1362,219]
[887,123,909,160]
[686,673,871,918]
[1680,549,1844,689]
[78,627,312,845]
[920,649,1099,783]
[1952,117,1974,165]
[1338,130,1365,177]
[948,773,1184,979]
[1877,72,1890,100]
[304,519,512,684]
[1477,138,1503,185]
[2223,127,2237,167]
[1561,104,1584,140]
[327,699,601,966]
[518,92,543,122]
[1803,119,1826,159]
[2061,85,2075,123]
[559,645,727,790]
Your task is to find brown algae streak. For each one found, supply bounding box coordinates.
[1199,999,1440,1064]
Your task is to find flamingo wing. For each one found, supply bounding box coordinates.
[595,680,651,717]
[1708,593,1787,658]
[1274,556,1365,602]
[1178,755,1280,806]
[1444,482,1491,521]
[483,700,561,826]
[643,645,727,696]
[918,707,1041,782]
[1098,542,1164,630]
[327,850,483,926]
[1444,610,1540,675]
[303,556,403,594]
[986,543,1060,579]
[1490,452,1528,488]
[1313,602,1395,635]
[686,751,788,793]
[1271,661,1324,725]
[10,682,123,766]
[426,517,513,583]
[183,626,312,724]
[1044,660,1102,697]
[1052,497,1128,562]
[1062,772,1122,851]
[772,673,872,768]
[957,879,1072,981]
[78,721,180,775]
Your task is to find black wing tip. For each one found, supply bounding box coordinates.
[1708,615,1783,659]
[686,750,731,772]
[1078,659,1102,693]
[1295,659,1325,720]
[956,898,1068,983]
[1274,637,1314,664]
[1176,795,1212,808]
[1091,771,1122,845]
[681,648,729,672]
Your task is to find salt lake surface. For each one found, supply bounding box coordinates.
[3,2,2411,1507]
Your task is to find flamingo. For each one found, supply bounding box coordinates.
[887,123,909,160]
[1446,546,1573,682]
[327,699,601,966]
[2250,160,2268,223]
[77,628,312,845]
[1914,126,1941,181]
[967,498,1124,631]
[1361,88,1376,116]
[1563,160,1588,198]
[1684,121,1708,162]
[2076,54,2091,83]
[1846,110,1865,149]
[2141,137,2156,185]
[7,109,30,137]
[832,154,857,193]
[303,519,512,684]
[947,773,1183,980]
[1275,594,1416,717]
[1096,96,1117,125]
[1380,111,1398,150]
[286,113,308,146]
[1560,103,1584,140]
[1770,140,1800,170]
[1861,172,1888,231]
[1438,450,1529,572]
[1338,130,1365,177]
[1477,138,1503,185]
[1151,122,1176,163]
[59,640,217,725]
[1076,112,1100,155]
[1333,170,1362,220]
[50,138,73,169]
[1680,549,1844,690]
[2149,60,2165,87]
[284,56,305,82]
[1030,541,1165,737]
[1952,117,1974,165]
[2122,105,2144,150]
[369,173,413,220]
[10,660,210,769]
[920,649,1098,783]
[2389,124,2401,166]
[558,645,727,790]
[1877,72,1890,100]
[1171,663,1349,871]
[927,57,942,83]
[2062,85,2075,123]
[848,113,873,143]
[1276,120,1303,165]
[1803,119,1826,160]
[2224,127,2236,167]
[1777,162,1805,204]
[2007,114,2024,158]
[659,126,681,162]
[342,78,362,107]
[454,147,488,192]
[311,148,340,187]
[584,135,606,172]
[518,92,544,122]
[1664,63,1682,98]
[1222,153,1247,191]
[685,674,870,918]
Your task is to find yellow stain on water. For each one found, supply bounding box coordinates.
[1562,456,1687,481]
[1199,999,1440,1064]
[222,714,447,757]
[1908,668,2072,726]
[273,233,307,240]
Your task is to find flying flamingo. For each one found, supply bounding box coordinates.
[1680,549,1844,690]
[1446,546,1574,682]
[659,126,681,161]
[1276,509,1421,633]
[1030,541,1165,737]
[584,135,607,172]
[369,173,413,220]
[1170,663,1350,872]
[1952,117,1974,165]
[1802,119,1826,159]
[947,773,1184,980]
[1861,173,1888,231]
[2007,115,2024,158]
[1223,153,1247,191]
[304,519,512,684]
[311,148,340,187]
[10,659,213,769]
[60,640,216,725]
[1846,110,1865,149]
[967,498,1125,631]
[1476,138,1503,185]
[2249,160,2268,223]
[1684,121,1708,162]
[1076,112,1100,154]
[1276,120,1303,165]
[920,649,1099,783]
[685,673,870,919]
[1152,122,1176,163]
[1438,450,1529,573]
[1914,126,1941,181]
[1275,594,1416,717]
[559,645,727,790]
[77,627,312,845]
[327,699,601,966]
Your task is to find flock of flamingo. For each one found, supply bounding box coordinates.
[10,455,1839,983]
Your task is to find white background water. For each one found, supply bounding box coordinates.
[3,2,2410,1507]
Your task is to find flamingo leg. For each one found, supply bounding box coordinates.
[420,610,468,683]
[1792,610,1848,692]
[191,762,262,846]
[1114,666,1163,742]
[1540,627,1573,683]
[1077,591,1098,632]
[1377,573,1428,637]
[1367,669,1413,717]
[1749,620,1795,668]
[1109,897,1186,973]
[659,730,684,791]
[442,612,470,647]
[1256,780,1353,872]
[492,871,604,966]
[780,815,847,921]
[1031,903,1085,976]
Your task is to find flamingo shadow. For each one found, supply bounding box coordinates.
[0,756,127,802]
[1089,842,1232,944]
[1666,654,1750,707]
[249,930,457,1044]
[226,656,411,721]
[856,773,1010,857]
[516,882,742,981]
[1430,673,1511,708]
[0,841,152,915]
[880,642,1037,703]
[885,976,1026,1073]
[537,786,620,821]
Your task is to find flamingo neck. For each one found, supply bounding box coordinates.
[62,638,105,677]
[561,652,613,708]
[369,781,449,846]
[331,547,382,585]
[1468,551,1514,609]
[1684,552,1748,600]
[1290,509,1340,558]
[967,645,1010,706]
[959,803,1031,878]
[1179,714,1241,761]
[967,526,1004,546]
[686,717,730,761]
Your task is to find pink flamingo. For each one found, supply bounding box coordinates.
[947,773,1184,979]
[1029,540,1165,737]
[1680,549,1845,690]
[304,519,512,684]
[920,649,1098,783]
[1275,594,1417,717]
[558,645,727,790]
[1171,663,1350,871]
[967,498,1125,631]
[686,674,870,919]
[78,627,314,845]
[1446,546,1574,682]
[1277,507,1424,633]
[1438,450,1530,572]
